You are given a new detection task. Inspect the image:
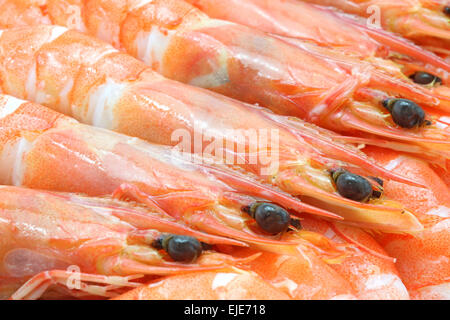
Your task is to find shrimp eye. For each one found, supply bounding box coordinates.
[161,235,202,263]
[332,170,372,202]
[382,98,425,128]
[410,72,442,85]
[244,202,290,235]
[444,6,450,16]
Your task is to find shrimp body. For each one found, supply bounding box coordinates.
[0,26,424,232]
[0,1,448,163]
[0,185,249,299]
[0,94,320,254]
[300,0,450,56]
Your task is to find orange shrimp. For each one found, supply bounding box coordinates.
[186,0,449,75]
[432,165,450,188]
[0,26,425,232]
[112,269,292,300]
[185,0,450,108]
[0,95,418,299]
[0,93,324,255]
[0,185,254,300]
[299,0,450,56]
[112,210,411,300]
[0,0,448,163]
[363,146,450,300]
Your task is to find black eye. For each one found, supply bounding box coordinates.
[382,98,426,128]
[161,235,202,263]
[444,6,450,16]
[333,171,373,202]
[244,203,291,235]
[410,72,442,85]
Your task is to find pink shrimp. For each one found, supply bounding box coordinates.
[0,93,327,255]
[112,269,292,300]
[185,0,450,113]
[0,26,425,232]
[0,0,448,164]
[299,0,450,56]
[0,185,255,300]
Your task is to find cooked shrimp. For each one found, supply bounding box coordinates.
[0,26,426,233]
[0,94,321,255]
[0,185,253,299]
[0,95,418,299]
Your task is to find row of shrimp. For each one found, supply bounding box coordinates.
[0,0,447,300]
